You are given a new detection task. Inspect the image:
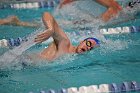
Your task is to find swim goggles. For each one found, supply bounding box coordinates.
[84,37,100,50]
[85,40,94,50]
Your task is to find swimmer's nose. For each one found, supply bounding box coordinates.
[81,48,86,52]
[81,47,88,52]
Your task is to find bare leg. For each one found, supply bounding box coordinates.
[0,16,18,25]
[16,21,38,27]
[0,16,38,27]
[10,16,38,27]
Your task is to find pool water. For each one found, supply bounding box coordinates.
[0,1,140,93]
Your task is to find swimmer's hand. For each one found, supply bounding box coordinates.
[34,30,53,43]
[59,0,75,8]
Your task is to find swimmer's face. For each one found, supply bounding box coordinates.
[76,39,97,53]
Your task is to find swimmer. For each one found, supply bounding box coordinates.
[0,16,38,27]
[59,0,122,22]
[34,12,100,61]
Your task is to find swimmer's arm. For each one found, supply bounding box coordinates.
[42,12,54,31]
[35,12,69,44]
[59,0,77,8]
[35,13,55,43]
[34,29,53,43]
[100,16,136,28]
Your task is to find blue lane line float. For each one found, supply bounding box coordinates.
[0,0,60,9]
[131,81,139,91]
[100,26,140,35]
[29,81,140,93]
[8,38,15,47]
[48,89,55,93]
[17,37,23,45]
[50,1,55,7]
[121,82,131,92]
[0,25,140,49]
[59,88,67,93]
[0,37,28,48]
[8,38,22,47]
[109,83,120,93]
[41,1,55,8]
[130,26,140,32]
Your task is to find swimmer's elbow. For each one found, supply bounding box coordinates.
[43,12,54,22]
[43,12,51,16]
[42,12,54,30]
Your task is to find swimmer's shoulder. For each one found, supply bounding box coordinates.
[26,53,52,63]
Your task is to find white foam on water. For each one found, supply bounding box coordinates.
[1,0,139,70]
[0,26,46,68]
[55,3,106,44]
[106,3,140,27]
[54,0,109,43]
[99,39,129,55]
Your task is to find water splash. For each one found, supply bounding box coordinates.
[0,0,139,70]
[0,24,45,69]
[105,3,140,27]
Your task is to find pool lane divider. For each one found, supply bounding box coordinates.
[0,26,140,48]
[100,26,140,35]
[0,25,139,65]
[0,0,60,9]
[28,81,140,93]
[0,37,27,48]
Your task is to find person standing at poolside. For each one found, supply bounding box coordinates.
[34,12,100,61]
[0,15,38,27]
[59,0,122,22]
